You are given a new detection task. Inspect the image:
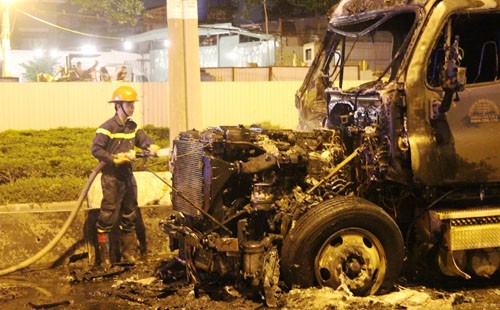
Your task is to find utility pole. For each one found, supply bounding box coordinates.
[167,0,202,143]
[1,0,12,77]
[278,18,282,65]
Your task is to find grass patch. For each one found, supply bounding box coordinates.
[0,126,169,205]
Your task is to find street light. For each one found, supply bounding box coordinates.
[1,0,12,77]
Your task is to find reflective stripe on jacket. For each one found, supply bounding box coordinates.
[92,114,154,176]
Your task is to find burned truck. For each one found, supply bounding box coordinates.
[162,0,500,301]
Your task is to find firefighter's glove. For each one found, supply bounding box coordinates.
[113,150,136,166]
[148,144,161,156]
[113,157,130,166]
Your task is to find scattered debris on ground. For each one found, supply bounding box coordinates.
[282,285,462,310]
[0,257,497,309]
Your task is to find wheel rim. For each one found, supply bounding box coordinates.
[314,227,387,295]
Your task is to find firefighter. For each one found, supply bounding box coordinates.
[91,85,160,269]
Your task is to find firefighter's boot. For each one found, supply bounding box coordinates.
[97,232,111,269]
[120,231,137,264]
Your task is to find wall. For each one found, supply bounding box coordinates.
[203,66,309,81]
[0,80,365,132]
[0,81,301,131]
[201,81,301,129]
[2,82,123,130]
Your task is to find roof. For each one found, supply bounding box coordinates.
[125,23,274,43]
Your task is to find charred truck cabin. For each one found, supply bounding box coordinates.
[162,0,500,302]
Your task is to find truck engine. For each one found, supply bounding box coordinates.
[162,126,345,299]
[162,106,405,302]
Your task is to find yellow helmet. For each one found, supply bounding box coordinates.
[108,85,138,103]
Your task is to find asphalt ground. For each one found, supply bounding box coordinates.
[0,255,499,309]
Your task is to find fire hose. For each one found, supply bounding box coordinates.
[0,162,106,276]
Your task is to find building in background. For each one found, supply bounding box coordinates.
[2,0,330,81]
[125,23,275,82]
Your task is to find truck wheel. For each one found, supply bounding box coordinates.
[281,196,404,295]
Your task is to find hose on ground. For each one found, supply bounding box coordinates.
[0,162,106,276]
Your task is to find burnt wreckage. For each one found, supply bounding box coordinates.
[161,0,500,302]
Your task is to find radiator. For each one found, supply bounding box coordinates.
[171,139,205,219]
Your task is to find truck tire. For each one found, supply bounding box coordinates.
[281,196,404,295]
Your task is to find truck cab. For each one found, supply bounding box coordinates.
[296,0,500,279]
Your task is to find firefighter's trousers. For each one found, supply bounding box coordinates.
[96,173,138,233]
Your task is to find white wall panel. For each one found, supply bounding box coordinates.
[140,82,169,127]
[0,80,364,132]
[200,81,301,129]
[234,68,270,81]
[271,67,309,81]
[0,82,119,131]
[204,68,233,81]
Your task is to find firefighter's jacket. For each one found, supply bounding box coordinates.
[92,114,154,178]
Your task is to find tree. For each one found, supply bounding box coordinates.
[239,0,272,34]
[287,0,339,13]
[240,0,339,34]
[286,0,339,33]
[66,0,146,25]
[19,56,59,82]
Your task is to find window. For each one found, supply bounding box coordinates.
[427,12,500,87]
[305,48,312,62]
